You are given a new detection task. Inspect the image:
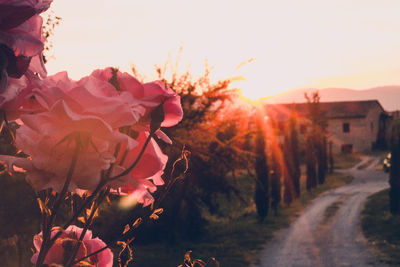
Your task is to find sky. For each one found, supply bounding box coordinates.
[45,0,400,100]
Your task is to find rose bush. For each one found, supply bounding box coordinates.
[0,1,185,265]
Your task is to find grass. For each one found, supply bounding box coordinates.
[130,170,354,266]
[361,189,400,265]
[321,201,343,225]
[333,152,362,169]
[0,164,354,266]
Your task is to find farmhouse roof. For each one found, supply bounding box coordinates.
[265,100,385,121]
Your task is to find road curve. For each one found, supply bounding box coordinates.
[255,156,389,267]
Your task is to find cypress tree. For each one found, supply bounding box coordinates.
[282,109,300,206]
[282,155,293,207]
[305,92,328,187]
[269,119,282,215]
[306,132,317,191]
[254,108,269,221]
[390,119,400,215]
[288,108,301,197]
[270,161,281,215]
[317,133,327,185]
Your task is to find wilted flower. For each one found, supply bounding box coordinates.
[31,225,113,267]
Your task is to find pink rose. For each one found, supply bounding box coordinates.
[0,98,137,192]
[0,68,182,204]
[32,71,143,128]
[0,0,52,116]
[0,70,40,120]
[0,0,51,78]
[31,225,113,267]
[88,68,183,129]
[75,68,180,206]
[110,132,168,206]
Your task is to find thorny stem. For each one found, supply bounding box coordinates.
[65,187,110,267]
[35,141,81,267]
[59,180,106,232]
[38,129,159,266]
[50,142,122,242]
[72,244,112,265]
[46,133,147,262]
[73,147,189,266]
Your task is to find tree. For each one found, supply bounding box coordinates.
[269,118,282,215]
[389,119,400,215]
[104,63,254,242]
[254,107,269,221]
[305,92,328,188]
[305,132,317,191]
[283,107,301,200]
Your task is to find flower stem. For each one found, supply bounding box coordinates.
[35,140,81,267]
[65,187,110,267]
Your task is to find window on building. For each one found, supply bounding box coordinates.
[343,123,350,133]
[341,144,353,153]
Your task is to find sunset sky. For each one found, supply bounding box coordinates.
[45,0,400,100]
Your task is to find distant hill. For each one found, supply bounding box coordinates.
[263,86,400,111]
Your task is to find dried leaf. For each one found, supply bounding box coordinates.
[193,259,206,267]
[132,218,142,228]
[37,198,45,213]
[184,251,192,262]
[153,208,164,215]
[126,237,135,245]
[77,217,86,224]
[86,202,99,219]
[116,241,133,267]
[149,213,159,220]
[37,198,51,216]
[123,224,130,235]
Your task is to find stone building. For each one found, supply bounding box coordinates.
[265,100,388,153]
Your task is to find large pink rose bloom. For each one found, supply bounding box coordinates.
[0,72,138,192]
[31,225,113,267]
[35,69,181,205]
[0,68,182,205]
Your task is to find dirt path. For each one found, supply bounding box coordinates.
[255,156,389,267]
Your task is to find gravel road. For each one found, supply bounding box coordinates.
[255,156,389,267]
